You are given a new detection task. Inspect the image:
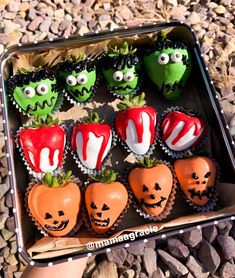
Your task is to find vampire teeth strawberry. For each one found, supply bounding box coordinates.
[160,110,206,152]
[115,93,157,155]
[70,112,112,170]
[19,116,66,174]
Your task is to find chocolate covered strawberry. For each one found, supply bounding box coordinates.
[19,116,66,174]
[71,112,112,170]
[115,93,157,155]
[161,111,206,152]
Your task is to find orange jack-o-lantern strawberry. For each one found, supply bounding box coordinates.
[85,170,128,234]
[28,171,81,237]
[174,156,216,206]
[128,158,174,217]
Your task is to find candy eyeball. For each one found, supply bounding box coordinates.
[158,53,169,65]
[23,87,36,98]
[36,84,49,95]
[77,73,88,85]
[123,72,135,82]
[66,75,77,86]
[113,71,123,82]
[171,51,182,63]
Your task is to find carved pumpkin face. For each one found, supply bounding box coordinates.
[85,181,128,234]
[174,156,216,206]
[128,164,173,216]
[28,182,81,237]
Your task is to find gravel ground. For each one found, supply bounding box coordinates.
[0,0,234,277]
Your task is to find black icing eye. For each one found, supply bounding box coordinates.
[204,172,211,178]
[102,204,110,211]
[143,185,148,192]
[90,202,97,209]
[58,210,64,216]
[192,173,199,179]
[196,181,200,185]
[45,213,52,219]
[155,183,161,191]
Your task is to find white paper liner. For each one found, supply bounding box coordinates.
[82,176,132,237]
[176,155,220,213]
[67,118,117,175]
[15,122,68,179]
[25,176,83,237]
[126,160,177,221]
[157,106,208,159]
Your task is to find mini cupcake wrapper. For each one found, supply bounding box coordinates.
[9,91,64,119]
[177,156,220,213]
[157,106,209,159]
[61,71,101,107]
[15,123,68,179]
[67,119,117,176]
[25,176,83,237]
[82,176,132,238]
[125,160,177,221]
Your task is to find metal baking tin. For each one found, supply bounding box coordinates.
[0,20,235,266]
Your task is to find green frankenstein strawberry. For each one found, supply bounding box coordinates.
[144,32,192,101]
[57,55,96,103]
[101,42,141,96]
[8,68,59,117]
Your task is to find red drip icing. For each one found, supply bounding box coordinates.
[115,106,157,144]
[20,125,66,173]
[161,111,206,146]
[71,123,111,169]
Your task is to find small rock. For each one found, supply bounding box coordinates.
[14,272,23,278]
[217,221,233,235]
[198,241,220,273]
[0,182,10,198]
[131,261,141,276]
[10,240,17,254]
[126,243,145,256]
[5,191,13,208]
[187,12,201,25]
[165,0,178,6]
[152,268,165,278]
[91,260,118,278]
[5,216,15,233]
[103,2,110,11]
[183,229,203,248]
[0,33,10,45]
[54,9,65,18]
[28,8,36,20]
[139,273,148,278]
[124,253,134,267]
[27,16,43,32]
[3,265,18,278]
[0,234,7,249]
[0,246,10,258]
[202,225,218,243]
[158,249,189,276]
[106,248,127,266]
[0,166,8,178]
[39,18,52,33]
[88,20,98,31]
[7,2,20,12]
[0,156,7,168]
[145,240,156,250]
[50,21,59,34]
[20,2,29,12]
[167,238,190,259]
[0,212,8,229]
[2,11,17,20]
[214,5,226,14]
[6,254,18,266]
[0,198,8,213]
[71,0,80,8]
[65,14,72,22]
[220,262,235,278]
[143,247,157,276]
[118,6,133,21]
[186,255,209,278]
[1,228,14,241]
[217,235,235,260]
[59,20,70,31]
[123,269,135,278]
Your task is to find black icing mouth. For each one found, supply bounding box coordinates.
[160,80,183,94]
[188,185,214,200]
[25,96,56,112]
[44,219,69,231]
[69,86,94,98]
[110,84,134,93]
[90,214,110,227]
[140,196,167,208]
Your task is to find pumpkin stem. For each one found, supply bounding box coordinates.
[42,171,73,187]
[117,92,146,110]
[109,41,137,57]
[83,112,101,124]
[137,157,158,168]
[27,115,59,128]
[65,54,86,63]
[90,170,117,184]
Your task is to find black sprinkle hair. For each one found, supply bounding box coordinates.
[8,68,56,92]
[57,59,95,73]
[101,53,139,71]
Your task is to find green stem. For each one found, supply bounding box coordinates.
[83,112,101,124]
[90,170,117,184]
[137,157,158,168]
[109,41,137,56]
[27,115,59,128]
[42,171,72,187]
[117,92,146,110]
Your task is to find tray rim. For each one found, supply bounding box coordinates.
[0,19,235,266]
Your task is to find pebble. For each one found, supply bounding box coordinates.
[54,9,65,19]
[6,254,18,266]
[186,255,209,278]
[217,235,235,260]
[27,16,43,32]
[0,234,7,248]
[183,228,203,248]
[1,228,14,241]
[5,216,15,233]
[219,262,235,278]
[131,261,141,276]
[187,11,201,25]
[3,265,18,278]
[39,18,52,33]
[143,247,157,276]
[158,249,189,276]
[59,20,70,31]
[2,11,17,20]
[214,5,226,14]
[0,212,8,230]
[50,21,59,34]
[124,253,134,267]
[106,248,127,266]
[91,260,118,278]
[117,6,133,20]
[198,241,221,273]
[0,182,9,198]
[203,225,218,243]
[152,268,165,278]
[126,243,145,256]
[7,2,20,13]
[122,269,135,278]
[28,8,36,21]
[167,238,190,259]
